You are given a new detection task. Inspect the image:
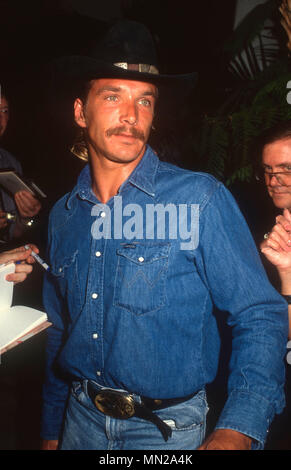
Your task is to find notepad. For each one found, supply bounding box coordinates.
[0,263,51,354]
[0,169,47,198]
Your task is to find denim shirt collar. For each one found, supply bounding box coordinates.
[66,145,158,209]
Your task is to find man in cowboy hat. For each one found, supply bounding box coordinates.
[40,20,288,450]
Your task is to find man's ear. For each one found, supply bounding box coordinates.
[74,98,87,128]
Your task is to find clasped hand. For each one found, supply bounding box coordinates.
[260,208,291,271]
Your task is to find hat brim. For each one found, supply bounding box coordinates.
[53,55,198,89]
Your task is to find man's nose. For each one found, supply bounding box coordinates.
[268,174,280,186]
[120,101,138,125]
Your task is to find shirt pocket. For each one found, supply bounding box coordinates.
[50,250,82,314]
[114,242,170,316]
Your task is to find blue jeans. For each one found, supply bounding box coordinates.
[60,381,208,450]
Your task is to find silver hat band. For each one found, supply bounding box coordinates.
[114,62,159,74]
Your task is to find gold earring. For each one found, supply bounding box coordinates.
[70,129,88,161]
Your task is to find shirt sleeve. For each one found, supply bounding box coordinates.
[41,216,70,440]
[13,156,22,175]
[0,150,23,238]
[197,183,288,448]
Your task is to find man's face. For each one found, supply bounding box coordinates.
[262,138,291,210]
[74,78,157,165]
[0,96,9,138]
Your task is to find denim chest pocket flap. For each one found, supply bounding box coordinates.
[114,242,171,315]
[51,250,79,294]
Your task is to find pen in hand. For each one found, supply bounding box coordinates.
[24,244,50,272]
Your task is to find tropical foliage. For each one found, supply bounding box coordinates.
[190,0,291,184]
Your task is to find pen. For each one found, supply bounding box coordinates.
[24,245,50,272]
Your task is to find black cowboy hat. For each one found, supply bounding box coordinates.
[54,19,197,89]
[51,20,198,163]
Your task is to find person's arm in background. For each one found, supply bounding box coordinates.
[0,210,8,232]
[12,190,42,238]
[0,244,38,283]
[5,155,42,239]
[261,208,291,338]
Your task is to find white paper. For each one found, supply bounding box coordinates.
[0,263,15,311]
[0,306,47,350]
[0,262,48,350]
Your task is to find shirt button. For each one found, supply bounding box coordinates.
[138,256,144,263]
[92,293,98,299]
[96,371,101,376]
[100,211,106,218]
[92,333,99,339]
[95,251,102,257]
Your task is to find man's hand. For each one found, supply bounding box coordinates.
[260,208,291,272]
[14,190,41,218]
[1,244,38,283]
[198,429,252,450]
[261,208,291,338]
[41,439,59,450]
[0,210,8,230]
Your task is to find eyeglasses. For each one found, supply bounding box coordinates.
[256,169,291,186]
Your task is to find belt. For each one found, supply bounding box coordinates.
[87,381,197,442]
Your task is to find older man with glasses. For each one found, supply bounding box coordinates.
[258,121,291,338]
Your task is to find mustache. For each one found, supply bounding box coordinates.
[105,126,145,141]
[269,188,291,193]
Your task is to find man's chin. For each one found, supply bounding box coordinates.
[108,144,146,163]
[270,194,291,210]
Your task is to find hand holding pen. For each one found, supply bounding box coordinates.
[24,244,50,272]
[1,244,38,283]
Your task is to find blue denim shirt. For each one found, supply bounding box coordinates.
[41,146,288,446]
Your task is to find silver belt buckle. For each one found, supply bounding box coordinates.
[94,389,135,419]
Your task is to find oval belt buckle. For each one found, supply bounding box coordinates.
[94,390,135,419]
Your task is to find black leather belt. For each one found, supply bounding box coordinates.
[87,382,197,442]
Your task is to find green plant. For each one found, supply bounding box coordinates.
[191,0,291,185]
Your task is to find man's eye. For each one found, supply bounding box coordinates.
[106,95,118,102]
[139,98,151,106]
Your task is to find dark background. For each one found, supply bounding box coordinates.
[0,0,289,451]
[0,0,237,203]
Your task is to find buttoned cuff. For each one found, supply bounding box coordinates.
[214,390,278,449]
[41,403,66,441]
